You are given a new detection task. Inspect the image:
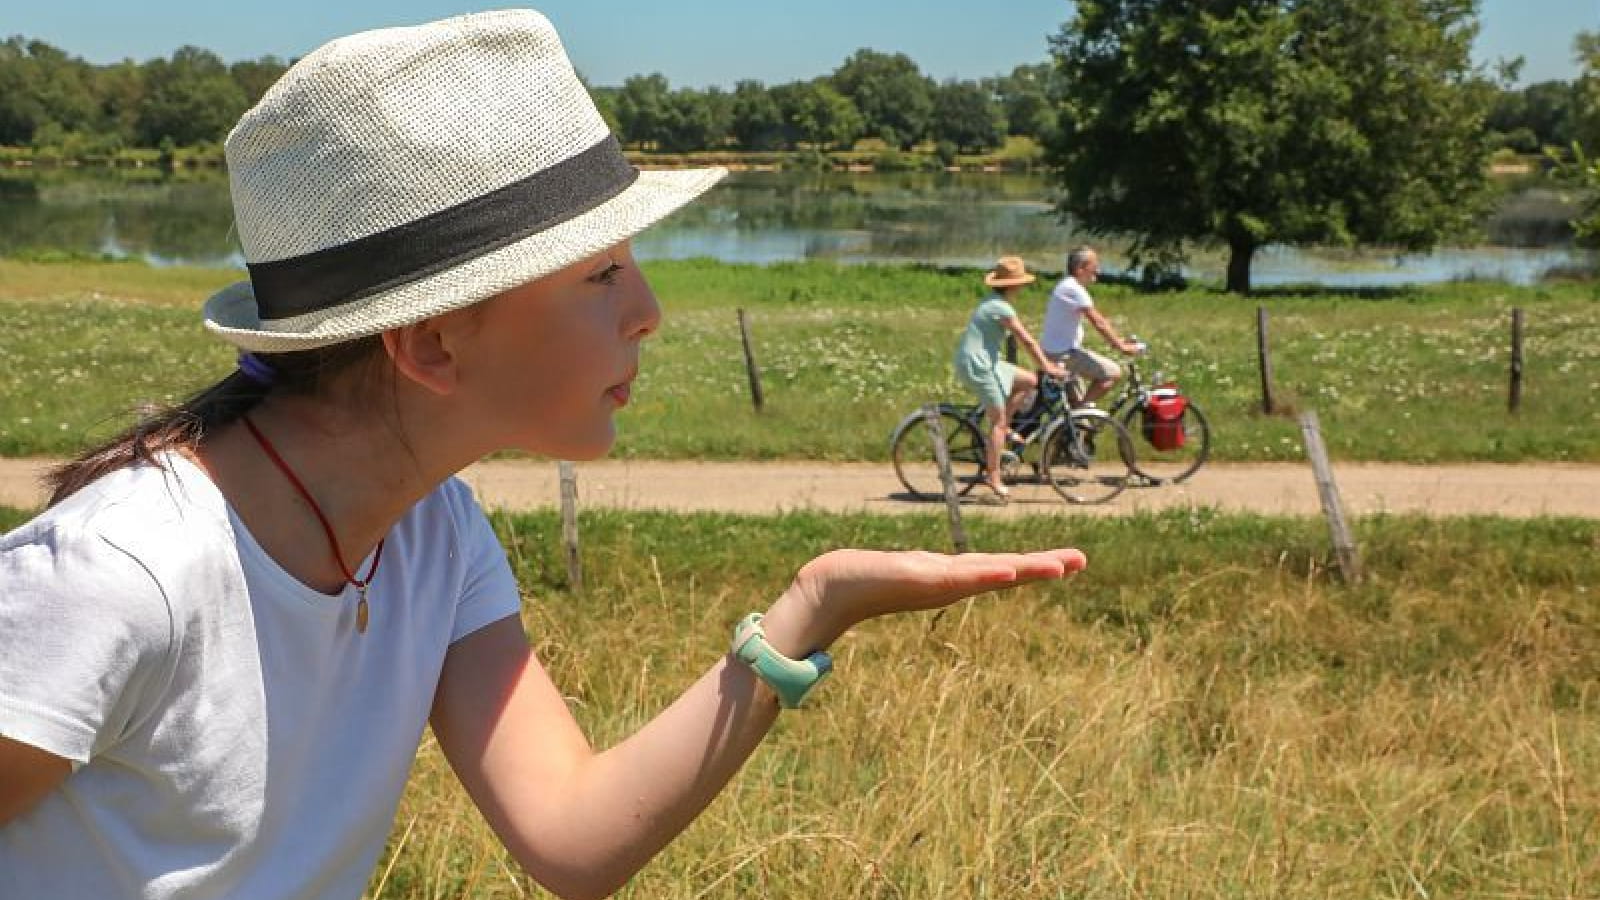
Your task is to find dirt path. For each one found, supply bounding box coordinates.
[2,457,1596,518]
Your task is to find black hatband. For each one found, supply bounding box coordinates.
[247,136,639,321]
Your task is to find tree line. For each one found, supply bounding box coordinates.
[3,1,1598,295]
[1,30,1591,162]
[0,37,1052,157]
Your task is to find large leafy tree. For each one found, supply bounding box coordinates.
[95,60,146,148]
[772,79,863,149]
[731,80,786,150]
[0,38,98,146]
[1487,79,1579,152]
[1048,0,1495,293]
[136,46,247,146]
[659,86,733,153]
[931,79,1005,153]
[229,57,289,107]
[615,75,735,153]
[831,49,934,150]
[1575,31,1600,153]
[1567,31,1600,245]
[614,73,673,149]
[580,76,621,135]
[991,63,1059,141]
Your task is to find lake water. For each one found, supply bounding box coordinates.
[0,168,1589,287]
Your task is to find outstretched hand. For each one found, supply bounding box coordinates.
[767,548,1087,653]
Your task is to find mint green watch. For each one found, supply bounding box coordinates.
[730,612,833,708]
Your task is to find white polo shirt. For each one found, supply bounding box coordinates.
[1041,275,1095,356]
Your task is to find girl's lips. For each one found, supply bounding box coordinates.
[608,382,631,407]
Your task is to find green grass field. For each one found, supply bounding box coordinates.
[9,501,1588,899]
[1,257,1597,462]
[371,508,1600,899]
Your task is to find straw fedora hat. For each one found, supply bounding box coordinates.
[983,256,1036,288]
[203,9,725,352]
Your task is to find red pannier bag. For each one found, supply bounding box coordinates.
[1143,385,1188,451]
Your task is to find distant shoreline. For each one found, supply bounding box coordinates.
[2,142,1049,174]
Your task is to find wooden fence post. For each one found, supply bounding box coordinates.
[558,461,583,593]
[1298,410,1361,584]
[737,308,765,413]
[1509,307,1524,415]
[922,404,970,553]
[1257,305,1276,415]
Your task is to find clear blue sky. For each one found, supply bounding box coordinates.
[8,1,1594,87]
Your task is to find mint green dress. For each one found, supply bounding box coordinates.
[952,295,1020,410]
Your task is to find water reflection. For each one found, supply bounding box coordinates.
[0,168,1589,286]
[0,170,239,266]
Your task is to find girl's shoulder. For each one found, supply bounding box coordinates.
[976,295,1017,318]
[6,457,223,550]
[1,462,201,663]
[402,474,492,542]
[377,474,506,583]
[4,456,231,601]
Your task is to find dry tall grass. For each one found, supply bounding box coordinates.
[372,510,1598,899]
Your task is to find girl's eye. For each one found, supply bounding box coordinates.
[591,263,624,285]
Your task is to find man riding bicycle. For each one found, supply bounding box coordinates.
[1040,246,1143,405]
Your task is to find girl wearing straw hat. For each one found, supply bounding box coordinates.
[953,256,1067,501]
[0,11,1085,899]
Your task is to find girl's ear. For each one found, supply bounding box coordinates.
[383,319,460,396]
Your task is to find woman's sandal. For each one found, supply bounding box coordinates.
[978,482,1011,505]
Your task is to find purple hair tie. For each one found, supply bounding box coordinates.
[237,352,277,386]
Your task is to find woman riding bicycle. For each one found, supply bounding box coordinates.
[952,257,1065,502]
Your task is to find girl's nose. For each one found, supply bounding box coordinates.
[626,271,662,339]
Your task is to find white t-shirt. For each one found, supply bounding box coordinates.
[1041,275,1095,356]
[0,453,521,900]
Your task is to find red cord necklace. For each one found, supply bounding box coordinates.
[242,415,385,634]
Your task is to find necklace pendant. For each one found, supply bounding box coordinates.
[356,590,370,634]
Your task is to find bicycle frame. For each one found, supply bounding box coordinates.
[1011,376,1072,441]
[923,377,1079,477]
[1105,358,1155,422]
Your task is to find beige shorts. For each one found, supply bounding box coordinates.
[1049,348,1122,382]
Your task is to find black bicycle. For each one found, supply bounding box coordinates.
[1104,352,1212,485]
[889,375,1136,505]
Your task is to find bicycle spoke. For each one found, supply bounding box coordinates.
[891,408,984,499]
[1043,412,1131,504]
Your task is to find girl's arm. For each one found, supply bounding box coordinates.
[0,737,72,826]
[430,548,1085,900]
[1002,317,1066,378]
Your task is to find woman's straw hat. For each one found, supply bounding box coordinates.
[203,10,725,352]
[982,255,1036,288]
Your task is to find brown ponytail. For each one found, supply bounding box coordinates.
[46,336,386,506]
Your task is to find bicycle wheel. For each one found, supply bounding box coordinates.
[1121,399,1211,484]
[891,407,985,499]
[1042,410,1133,504]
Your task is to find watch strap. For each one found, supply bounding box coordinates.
[730,612,832,708]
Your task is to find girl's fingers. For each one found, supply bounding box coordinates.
[801,548,1088,619]
[1013,548,1088,579]
[944,549,1086,584]
[923,549,1087,601]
